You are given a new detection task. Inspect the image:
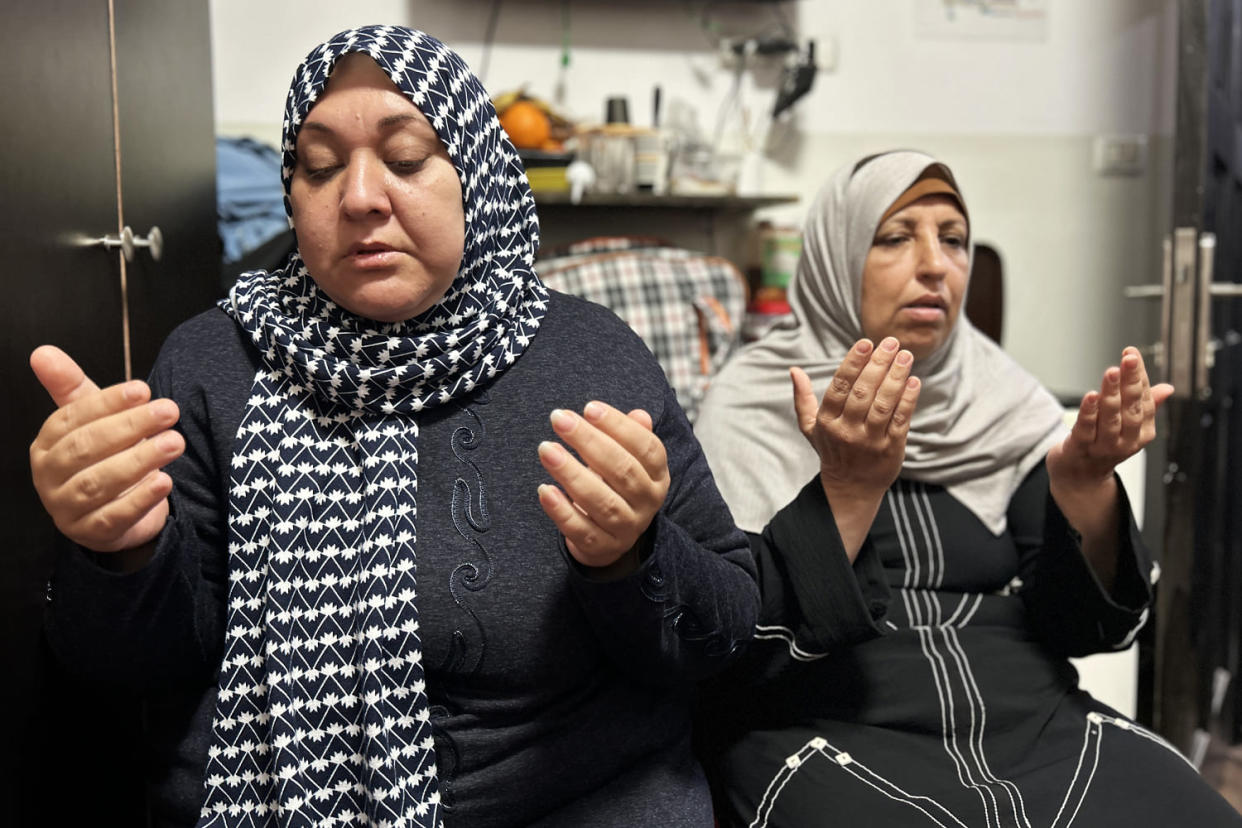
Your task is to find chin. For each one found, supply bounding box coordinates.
[321,294,413,323]
[364,309,418,324]
[326,282,443,323]
[903,338,944,362]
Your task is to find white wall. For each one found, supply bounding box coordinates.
[209,0,1176,393]
[795,0,1176,136]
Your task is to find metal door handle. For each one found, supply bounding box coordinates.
[91,225,163,262]
[1123,231,1242,398]
[1124,237,1242,300]
[1123,285,1166,299]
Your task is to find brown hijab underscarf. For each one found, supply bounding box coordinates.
[695,150,1066,535]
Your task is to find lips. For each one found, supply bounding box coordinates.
[344,241,402,270]
[904,293,948,310]
[348,241,396,257]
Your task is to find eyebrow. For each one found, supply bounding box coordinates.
[378,113,421,129]
[300,112,425,136]
[881,216,966,230]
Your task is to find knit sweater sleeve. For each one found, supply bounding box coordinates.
[43,310,249,692]
[565,383,760,685]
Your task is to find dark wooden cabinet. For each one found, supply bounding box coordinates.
[0,1,219,823]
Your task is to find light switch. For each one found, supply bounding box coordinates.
[1093,135,1148,176]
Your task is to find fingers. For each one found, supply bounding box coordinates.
[1098,347,1168,448]
[1118,346,1173,409]
[818,339,874,420]
[1150,383,1175,409]
[30,345,101,408]
[1115,344,1174,418]
[537,482,615,565]
[540,404,667,509]
[1117,348,1150,443]
[890,376,921,438]
[37,398,181,485]
[28,346,185,553]
[1067,390,1099,453]
[864,345,915,437]
[626,408,653,431]
[54,427,185,518]
[32,411,184,553]
[790,366,819,438]
[558,402,669,489]
[817,337,908,424]
[537,401,671,563]
[1069,347,1170,473]
[1094,365,1124,443]
[34,378,156,453]
[58,471,174,551]
[538,438,633,538]
[811,337,914,436]
[840,337,904,423]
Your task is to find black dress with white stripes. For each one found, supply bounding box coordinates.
[697,463,1242,827]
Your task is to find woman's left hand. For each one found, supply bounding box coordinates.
[537,401,670,571]
[1046,347,1173,550]
[1047,347,1174,489]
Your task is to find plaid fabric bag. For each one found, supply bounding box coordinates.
[539,237,748,422]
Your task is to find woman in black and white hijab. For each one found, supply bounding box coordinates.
[31,25,757,827]
[696,151,1241,826]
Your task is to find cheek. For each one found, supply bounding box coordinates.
[947,265,970,320]
[424,179,465,270]
[288,195,338,283]
[446,209,465,265]
[290,189,331,238]
[289,189,316,243]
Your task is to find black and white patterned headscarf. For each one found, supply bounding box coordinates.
[204,25,547,826]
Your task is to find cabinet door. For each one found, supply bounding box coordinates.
[0,2,137,824]
[0,0,220,823]
[0,0,124,680]
[114,0,221,376]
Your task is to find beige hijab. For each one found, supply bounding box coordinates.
[696,150,1067,535]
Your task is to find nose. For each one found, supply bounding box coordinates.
[914,231,947,282]
[340,154,391,220]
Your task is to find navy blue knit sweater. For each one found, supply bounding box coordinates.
[45,291,759,827]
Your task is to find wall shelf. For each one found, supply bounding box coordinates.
[531,191,799,267]
[532,192,798,211]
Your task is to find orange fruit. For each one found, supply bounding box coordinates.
[499,100,550,149]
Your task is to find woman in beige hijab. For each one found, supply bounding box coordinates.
[695,150,1242,826]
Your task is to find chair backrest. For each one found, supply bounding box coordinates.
[966,242,1004,345]
[538,237,748,423]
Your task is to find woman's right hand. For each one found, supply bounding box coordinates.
[29,346,183,557]
[791,337,920,560]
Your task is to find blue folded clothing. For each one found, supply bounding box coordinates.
[217,136,288,263]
